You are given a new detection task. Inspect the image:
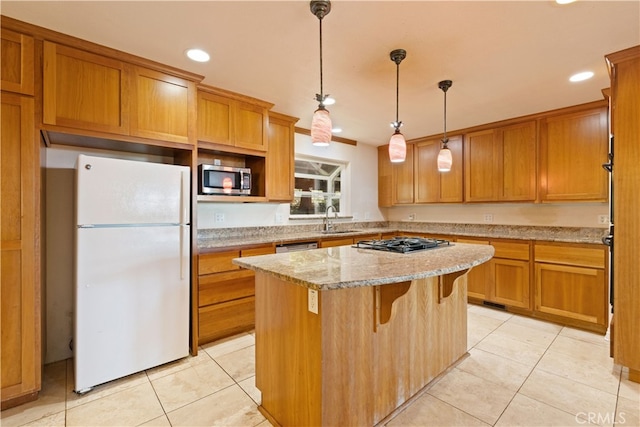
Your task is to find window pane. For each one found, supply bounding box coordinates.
[295,160,340,176]
[295,177,328,193]
[291,157,345,216]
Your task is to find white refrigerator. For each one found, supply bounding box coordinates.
[74,154,191,393]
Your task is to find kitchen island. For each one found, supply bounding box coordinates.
[234,242,494,427]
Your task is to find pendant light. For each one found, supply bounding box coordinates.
[388,49,407,163]
[310,0,332,147]
[437,80,453,172]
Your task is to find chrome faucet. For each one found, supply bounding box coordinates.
[323,205,337,232]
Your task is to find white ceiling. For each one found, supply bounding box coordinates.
[3,1,639,146]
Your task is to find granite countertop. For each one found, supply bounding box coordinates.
[198,222,608,250]
[198,227,391,250]
[233,242,495,291]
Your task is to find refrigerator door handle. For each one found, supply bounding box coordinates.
[180,225,188,280]
[181,170,190,225]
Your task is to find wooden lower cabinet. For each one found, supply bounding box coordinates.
[197,245,274,344]
[458,238,531,310]
[534,242,608,333]
[489,241,531,309]
[456,238,492,301]
[1,93,41,409]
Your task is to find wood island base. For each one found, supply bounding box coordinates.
[254,269,471,427]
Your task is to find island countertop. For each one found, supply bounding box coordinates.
[233,242,495,291]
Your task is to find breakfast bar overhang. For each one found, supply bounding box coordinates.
[234,242,494,427]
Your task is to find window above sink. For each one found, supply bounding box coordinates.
[290,156,347,217]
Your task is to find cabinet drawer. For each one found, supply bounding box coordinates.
[241,245,274,257]
[401,232,451,241]
[457,238,489,245]
[354,234,381,242]
[199,270,255,307]
[198,297,255,344]
[319,237,354,248]
[534,244,605,269]
[492,241,530,260]
[198,250,241,274]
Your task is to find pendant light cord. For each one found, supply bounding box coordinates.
[395,62,400,127]
[442,88,449,147]
[318,17,324,104]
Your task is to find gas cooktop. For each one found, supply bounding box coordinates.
[354,237,451,253]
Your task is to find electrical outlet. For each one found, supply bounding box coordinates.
[483,213,494,223]
[275,213,283,223]
[408,213,416,220]
[364,212,371,220]
[308,289,318,314]
[352,212,359,221]
[214,212,225,222]
[598,215,609,225]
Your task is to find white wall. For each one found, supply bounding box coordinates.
[197,132,385,228]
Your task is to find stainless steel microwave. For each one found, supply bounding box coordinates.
[198,164,251,195]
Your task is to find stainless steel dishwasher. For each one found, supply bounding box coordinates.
[275,241,318,253]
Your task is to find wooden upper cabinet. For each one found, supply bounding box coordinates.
[539,106,608,202]
[465,121,536,202]
[1,29,34,95]
[378,145,393,207]
[129,65,196,144]
[392,143,415,204]
[267,112,298,202]
[414,135,463,203]
[197,91,233,146]
[499,121,537,201]
[197,86,272,152]
[235,101,269,151]
[43,41,129,135]
[465,129,497,201]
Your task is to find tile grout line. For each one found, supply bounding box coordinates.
[489,325,563,426]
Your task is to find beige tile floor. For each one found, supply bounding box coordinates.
[2,305,639,427]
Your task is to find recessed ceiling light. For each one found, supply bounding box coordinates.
[556,0,577,4]
[332,127,342,133]
[569,71,594,82]
[323,96,336,106]
[185,48,210,63]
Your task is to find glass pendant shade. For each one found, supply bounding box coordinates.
[311,108,332,146]
[389,130,407,163]
[437,147,453,172]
